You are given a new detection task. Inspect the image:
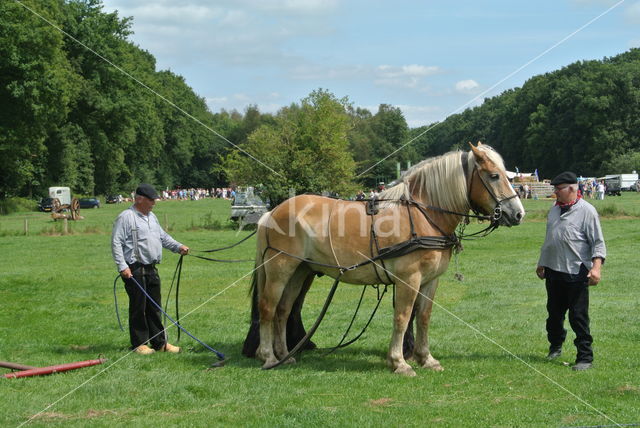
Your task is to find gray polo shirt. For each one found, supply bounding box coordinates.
[538,198,606,275]
[111,206,183,272]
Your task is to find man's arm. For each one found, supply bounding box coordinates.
[111,214,131,275]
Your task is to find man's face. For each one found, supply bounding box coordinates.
[553,184,577,204]
[135,195,156,214]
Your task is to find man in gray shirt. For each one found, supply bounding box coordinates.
[112,183,189,355]
[536,171,606,371]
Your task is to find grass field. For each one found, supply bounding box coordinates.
[1,195,639,427]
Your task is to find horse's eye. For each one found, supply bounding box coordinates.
[490,173,499,180]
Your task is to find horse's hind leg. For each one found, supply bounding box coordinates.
[286,273,316,351]
[256,254,300,368]
[388,272,420,377]
[273,266,312,362]
[414,279,443,371]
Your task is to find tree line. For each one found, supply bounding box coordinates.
[409,49,640,179]
[3,0,640,203]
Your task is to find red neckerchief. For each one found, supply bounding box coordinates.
[555,194,581,208]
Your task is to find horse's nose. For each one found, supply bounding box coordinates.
[515,210,524,223]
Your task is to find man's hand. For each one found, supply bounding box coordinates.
[179,245,189,255]
[536,265,545,280]
[587,258,603,286]
[120,267,133,279]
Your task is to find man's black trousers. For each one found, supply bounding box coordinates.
[545,277,593,363]
[124,264,167,350]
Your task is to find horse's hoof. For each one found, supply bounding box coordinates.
[393,366,417,377]
[425,364,444,372]
[418,355,444,371]
[261,359,279,370]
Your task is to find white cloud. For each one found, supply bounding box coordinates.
[206,96,228,104]
[290,64,368,80]
[376,64,441,78]
[250,0,339,15]
[374,64,442,89]
[289,63,442,90]
[119,4,222,23]
[454,79,480,93]
[103,0,336,68]
[395,105,444,127]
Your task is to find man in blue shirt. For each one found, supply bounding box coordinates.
[112,184,189,355]
[536,172,606,371]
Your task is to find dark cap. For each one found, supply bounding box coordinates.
[135,183,159,200]
[550,171,578,186]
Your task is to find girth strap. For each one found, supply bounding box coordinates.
[377,235,459,260]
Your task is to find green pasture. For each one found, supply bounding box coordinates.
[1,195,639,427]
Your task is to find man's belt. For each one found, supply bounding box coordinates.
[129,261,157,270]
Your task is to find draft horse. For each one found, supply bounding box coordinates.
[243,143,525,376]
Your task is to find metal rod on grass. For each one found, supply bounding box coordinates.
[0,361,37,371]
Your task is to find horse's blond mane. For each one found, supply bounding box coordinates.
[378,145,505,212]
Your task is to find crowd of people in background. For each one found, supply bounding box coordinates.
[578,179,606,200]
[515,178,610,201]
[159,188,236,201]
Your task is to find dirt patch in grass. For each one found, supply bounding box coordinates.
[369,397,393,407]
[31,412,70,420]
[616,384,640,393]
[32,409,119,421]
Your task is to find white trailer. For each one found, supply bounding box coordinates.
[619,173,639,190]
[48,187,71,205]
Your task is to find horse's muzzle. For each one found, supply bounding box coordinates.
[499,208,525,227]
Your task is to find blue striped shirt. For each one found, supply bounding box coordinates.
[538,198,606,275]
[111,206,183,272]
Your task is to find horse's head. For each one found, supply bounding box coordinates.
[468,142,525,227]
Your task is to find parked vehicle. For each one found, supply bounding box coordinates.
[603,175,621,196]
[38,197,55,212]
[48,186,71,206]
[602,173,638,195]
[79,198,100,209]
[619,173,639,190]
[230,188,269,224]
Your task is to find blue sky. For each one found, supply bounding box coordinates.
[100,0,640,127]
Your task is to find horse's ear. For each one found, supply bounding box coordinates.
[469,142,488,164]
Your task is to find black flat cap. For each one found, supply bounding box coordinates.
[136,183,159,200]
[550,171,577,186]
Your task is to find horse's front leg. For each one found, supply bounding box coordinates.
[414,279,443,371]
[387,273,420,376]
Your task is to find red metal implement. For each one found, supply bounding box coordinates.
[3,358,106,379]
